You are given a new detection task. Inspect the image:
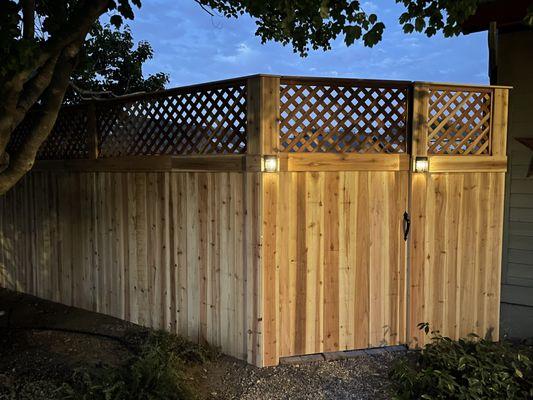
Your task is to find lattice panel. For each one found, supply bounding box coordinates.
[279,83,408,153]
[7,107,89,160]
[97,84,247,157]
[427,89,492,155]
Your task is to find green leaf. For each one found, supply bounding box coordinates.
[110,15,123,28]
[403,23,414,34]
[414,17,425,32]
[344,25,362,46]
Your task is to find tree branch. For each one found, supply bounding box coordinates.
[0,50,78,194]
[4,0,111,98]
[69,81,148,100]
[194,0,215,16]
[22,0,35,39]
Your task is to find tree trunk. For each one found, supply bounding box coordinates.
[0,0,111,195]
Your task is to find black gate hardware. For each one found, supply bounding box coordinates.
[403,211,411,241]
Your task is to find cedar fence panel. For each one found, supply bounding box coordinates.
[0,75,510,367]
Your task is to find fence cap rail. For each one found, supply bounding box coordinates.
[60,74,511,110]
[414,81,513,90]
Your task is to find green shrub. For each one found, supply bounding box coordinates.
[390,326,533,400]
[61,330,218,400]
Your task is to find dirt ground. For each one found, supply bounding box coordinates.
[0,288,398,399]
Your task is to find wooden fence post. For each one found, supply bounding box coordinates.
[411,83,430,161]
[491,88,509,157]
[246,75,281,160]
[245,75,281,367]
[87,102,99,160]
[408,83,430,348]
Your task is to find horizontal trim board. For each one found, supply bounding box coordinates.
[34,156,246,172]
[34,154,509,173]
[414,81,512,90]
[428,155,508,172]
[170,155,244,171]
[282,153,410,171]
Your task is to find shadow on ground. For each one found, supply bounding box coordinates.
[0,288,396,400]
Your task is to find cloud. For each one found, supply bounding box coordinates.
[214,42,253,63]
[361,1,378,13]
[121,0,489,86]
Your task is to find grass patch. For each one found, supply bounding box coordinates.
[60,330,218,400]
[390,326,533,400]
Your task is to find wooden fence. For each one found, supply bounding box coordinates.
[0,75,509,366]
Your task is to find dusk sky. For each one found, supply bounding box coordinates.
[123,1,489,87]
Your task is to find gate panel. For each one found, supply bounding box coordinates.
[262,170,408,365]
[409,172,505,346]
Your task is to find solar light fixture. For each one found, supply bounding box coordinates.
[413,156,429,173]
[263,155,279,172]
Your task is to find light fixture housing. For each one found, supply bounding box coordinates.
[263,155,279,172]
[413,156,429,173]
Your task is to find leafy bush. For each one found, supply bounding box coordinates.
[61,330,218,400]
[391,326,533,400]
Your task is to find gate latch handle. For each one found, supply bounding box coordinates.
[403,211,411,241]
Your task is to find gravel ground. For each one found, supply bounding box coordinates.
[0,288,399,400]
[205,353,398,400]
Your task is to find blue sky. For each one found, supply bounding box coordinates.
[122,1,489,87]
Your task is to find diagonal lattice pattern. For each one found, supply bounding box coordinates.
[279,82,409,153]
[7,107,89,160]
[427,89,492,155]
[97,83,247,157]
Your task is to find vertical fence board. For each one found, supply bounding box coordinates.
[409,172,505,346]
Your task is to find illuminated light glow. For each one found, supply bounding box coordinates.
[414,156,429,173]
[263,155,279,172]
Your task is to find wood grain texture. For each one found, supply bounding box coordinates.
[409,172,505,346]
[428,155,507,172]
[261,171,409,365]
[284,153,410,171]
[0,171,262,364]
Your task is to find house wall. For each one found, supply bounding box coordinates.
[497,30,533,338]
[0,171,263,365]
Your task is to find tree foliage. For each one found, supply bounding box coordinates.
[397,0,481,37]
[67,23,169,102]
[197,0,386,55]
[1,0,528,195]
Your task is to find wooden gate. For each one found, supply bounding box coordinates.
[262,170,409,362]
[408,85,508,347]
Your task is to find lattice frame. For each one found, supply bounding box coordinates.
[427,88,493,155]
[97,83,247,157]
[8,107,89,160]
[279,82,409,153]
